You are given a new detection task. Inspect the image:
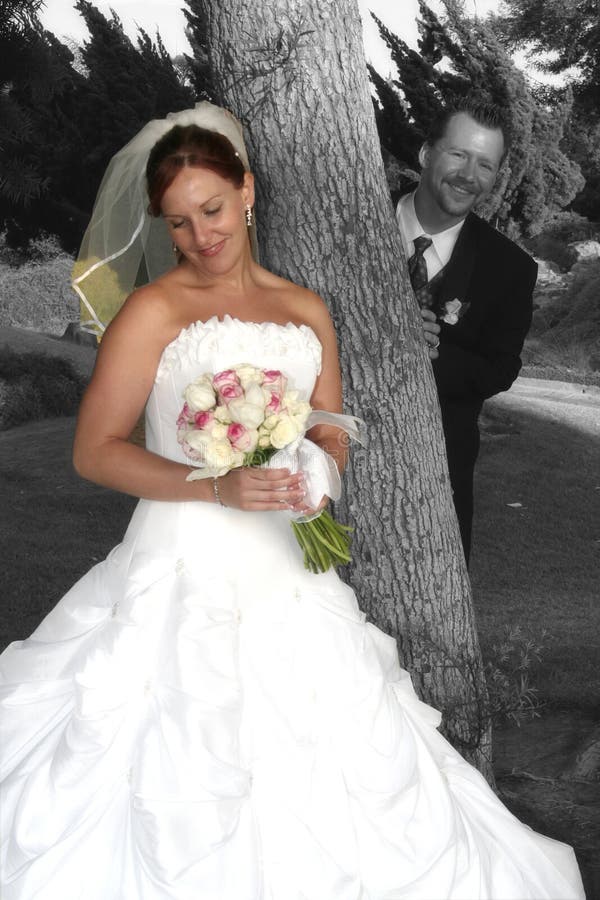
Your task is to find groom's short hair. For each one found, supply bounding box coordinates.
[426,96,511,157]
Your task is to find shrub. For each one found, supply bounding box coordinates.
[482,625,551,726]
[526,234,577,272]
[0,232,66,268]
[526,259,600,374]
[0,347,86,430]
[541,211,600,244]
[0,253,78,335]
[525,212,599,271]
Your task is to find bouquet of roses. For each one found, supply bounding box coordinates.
[176,363,354,573]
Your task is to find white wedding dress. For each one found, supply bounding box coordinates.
[0,316,584,899]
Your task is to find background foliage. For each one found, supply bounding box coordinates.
[1,0,197,252]
[368,0,588,239]
[2,0,598,251]
[490,0,600,223]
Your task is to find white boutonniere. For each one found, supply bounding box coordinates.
[440,298,469,325]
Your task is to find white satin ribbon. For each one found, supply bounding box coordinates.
[268,411,365,519]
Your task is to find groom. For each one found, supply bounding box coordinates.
[394,98,537,564]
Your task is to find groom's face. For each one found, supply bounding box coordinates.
[418,112,504,227]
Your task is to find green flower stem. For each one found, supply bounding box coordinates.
[314,511,352,557]
[291,509,354,573]
[313,512,352,556]
[312,521,349,559]
[291,521,320,573]
[303,521,330,571]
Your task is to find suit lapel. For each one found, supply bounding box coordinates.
[394,190,480,311]
[437,213,479,306]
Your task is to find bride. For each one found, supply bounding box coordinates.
[0,103,584,899]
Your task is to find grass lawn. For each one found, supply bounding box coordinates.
[471,393,600,710]
[0,417,135,647]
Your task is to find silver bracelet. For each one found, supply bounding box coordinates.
[213,476,226,507]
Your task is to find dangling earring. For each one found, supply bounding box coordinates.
[245,205,253,227]
[172,242,179,256]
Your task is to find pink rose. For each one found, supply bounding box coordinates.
[263,370,287,394]
[176,402,192,429]
[213,369,240,390]
[266,392,282,414]
[227,422,258,452]
[218,382,244,401]
[194,410,215,429]
[263,370,282,383]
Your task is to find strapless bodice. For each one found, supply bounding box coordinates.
[145,315,322,463]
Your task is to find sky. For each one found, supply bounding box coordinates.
[40,0,502,71]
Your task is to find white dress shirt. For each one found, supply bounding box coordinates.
[396,191,465,282]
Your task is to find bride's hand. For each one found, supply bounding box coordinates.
[216,467,306,511]
[290,494,329,518]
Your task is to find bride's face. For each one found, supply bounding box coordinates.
[161,166,254,273]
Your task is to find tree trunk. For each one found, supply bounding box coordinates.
[192,0,492,777]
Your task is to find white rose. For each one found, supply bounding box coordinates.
[270,414,301,449]
[243,428,260,453]
[441,299,462,326]
[205,439,243,470]
[210,423,228,440]
[283,389,299,409]
[214,405,232,424]
[184,429,212,463]
[291,400,311,426]
[244,381,267,409]
[262,414,280,431]
[257,434,272,449]
[228,398,265,429]
[235,364,263,388]
[184,378,216,412]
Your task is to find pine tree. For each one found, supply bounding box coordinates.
[182,1,216,101]
[1,1,197,251]
[370,0,584,237]
[0,1,64,243]
[491,0,600,221]
[491,0,599,113]
[73,0,194,212]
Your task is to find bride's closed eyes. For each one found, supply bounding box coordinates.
[166,206,223,229]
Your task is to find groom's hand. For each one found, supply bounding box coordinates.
[421,308,441,360]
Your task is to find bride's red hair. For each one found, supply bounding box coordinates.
[146,125,246,216]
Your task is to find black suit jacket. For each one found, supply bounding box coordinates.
[394,193,537,560]
[430,211,537,410]
[394,189,536,430]
[394,191,537,499]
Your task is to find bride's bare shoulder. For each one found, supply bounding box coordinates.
[101,274,183,350]
[258,270,331,324]
[278,279,334,335]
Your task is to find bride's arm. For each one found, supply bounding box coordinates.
[73,289,304,510]
[300,293,348,477]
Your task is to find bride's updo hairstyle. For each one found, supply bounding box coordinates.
[146,124,246,217]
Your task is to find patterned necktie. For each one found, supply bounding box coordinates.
[408,235,433,292]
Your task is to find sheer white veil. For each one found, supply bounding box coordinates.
[72,102,257,339]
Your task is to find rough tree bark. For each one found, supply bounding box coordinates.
[192,0,492,776]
